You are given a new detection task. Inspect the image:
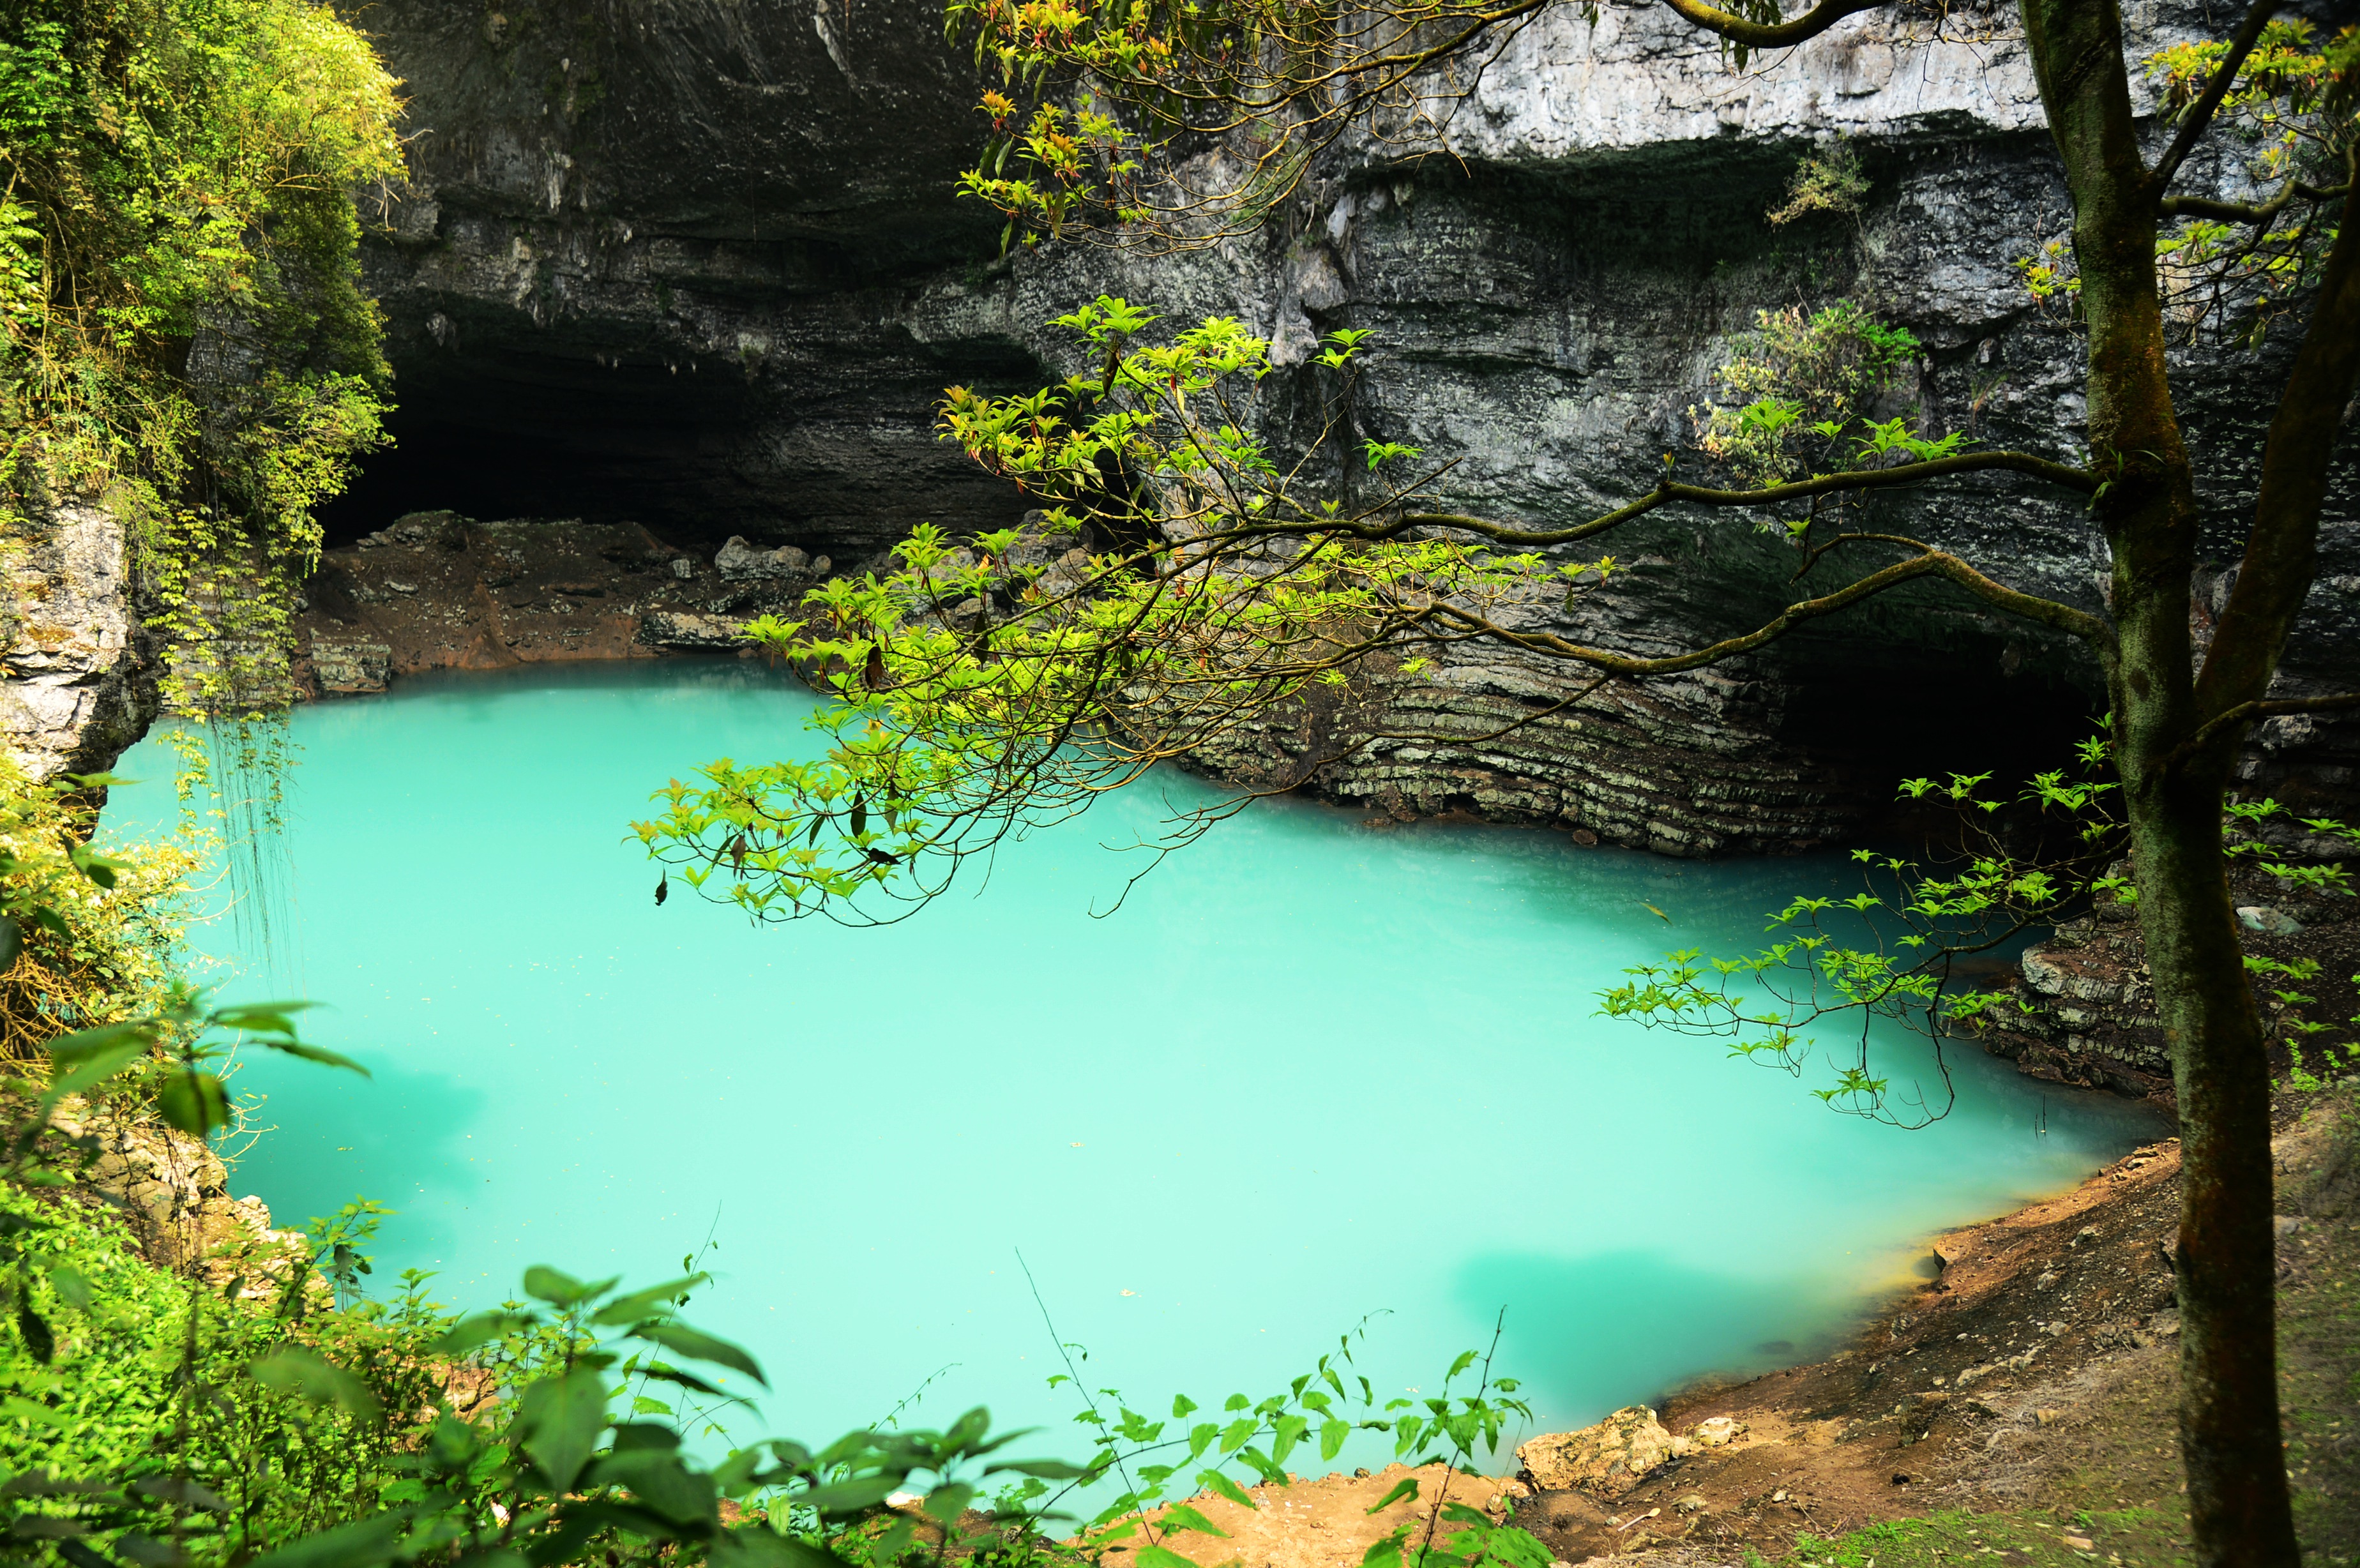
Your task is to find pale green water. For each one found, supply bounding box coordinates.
[102,660,2158,1468]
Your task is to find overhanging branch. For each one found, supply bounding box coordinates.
[1655,0,1890,49]
[2163,692,2360,774]
[1212,450,2096,552]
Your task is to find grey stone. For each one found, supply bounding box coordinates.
[639,611,748,650]
[312,639,394,695]
[0,497,153,779]
[715,536,814,583]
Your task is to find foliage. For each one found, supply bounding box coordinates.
[2018,22,2359,341]
[635,287,2096,925]
[0,1186,459,1563]
[945,0,1587,246]
[0,764,192,1062]
[2143,19,2357,345]
[1603,744,2360,1120]
[635,300,1619,923]
[2220,797,2360,1092]
[1600,738,2128,1125]
[1765,140,1869,227]
[0,0,404,721]
[1688,300,1936,492]
[0,864,1548,1568]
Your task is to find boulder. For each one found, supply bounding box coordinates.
[716,536,814,583]
[1517,1405,1680,1496]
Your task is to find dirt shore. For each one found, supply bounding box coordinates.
[1123,1092,2354,1568]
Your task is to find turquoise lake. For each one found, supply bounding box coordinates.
[101,659,2160,1472]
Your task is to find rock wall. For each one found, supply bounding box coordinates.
[0,498,155,781]
[335,0,2360,851]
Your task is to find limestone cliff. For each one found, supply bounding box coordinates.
[0,499,154,781]
[337,0,2359,852]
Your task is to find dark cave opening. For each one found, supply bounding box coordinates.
[317,350,763,548]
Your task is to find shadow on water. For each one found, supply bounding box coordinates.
[1456,1248,1859,1419]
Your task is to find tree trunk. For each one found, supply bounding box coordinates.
[2122,759,2298,1568]
[2017,0,2301,1561]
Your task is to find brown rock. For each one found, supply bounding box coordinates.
[1518,1406,1679,1496]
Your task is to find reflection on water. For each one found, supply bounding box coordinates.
[102,660,2162,1466]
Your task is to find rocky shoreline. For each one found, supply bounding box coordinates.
[286,509,817,697]
[1109,1094,2352,1567]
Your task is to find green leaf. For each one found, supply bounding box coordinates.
[589,1274,708,1327]
[210,1002,321,1037]
[243,1511,410,1568]
[130,1476,231,1512]
[1197,1470,1257,1510]
[261,1040,370,1076]
[0,1394,63,1428]
[633,1320,768,1387]
[0,916,21,974]
[989,1458,1090,1481]
[1161,1504,1230,1540]
[1365,1477,1419,1514]
[522,1265,619,1308]
[796,1474,900,1516]
[46,1264,93,1310]
[518,1366,613,1491]
[1137,1547,1199,1568]
[251,1347,382,1423]
[156,1069,231,1138]
[432,1311,533,1355]
[38,1040,148,1110]
[587,1448,718,1526]
[711,1528,850,1568]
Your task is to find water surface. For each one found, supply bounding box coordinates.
[102,660,2158,1468]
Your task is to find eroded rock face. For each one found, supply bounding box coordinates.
[0,498,154,780]
[47,1101,310,1278]
[340,0,2360,848]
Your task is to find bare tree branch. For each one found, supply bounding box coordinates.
[1416,544,2114,675]
[1209,450,2098,552]
[2161,691,2360,773]
[2161,179,2348,225]
[1654,0,1891,49]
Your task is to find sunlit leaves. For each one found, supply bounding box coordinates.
[1598,737,2136,1127]
[635,301,1549,925]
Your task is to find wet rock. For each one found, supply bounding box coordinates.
[312,639,394,695]
[1518,1406,1679,1496]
